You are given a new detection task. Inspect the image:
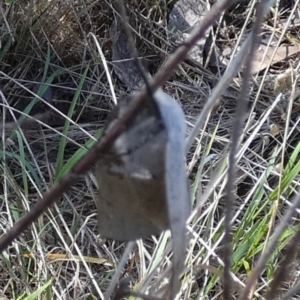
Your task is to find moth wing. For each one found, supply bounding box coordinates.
[154,89,190,299]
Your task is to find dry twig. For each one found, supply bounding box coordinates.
[0,0,236,253]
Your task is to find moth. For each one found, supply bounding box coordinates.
[96,12,190,298]
[95,88,190,298]
[96,89,189,240]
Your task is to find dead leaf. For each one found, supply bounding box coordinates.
[252,45,300,74]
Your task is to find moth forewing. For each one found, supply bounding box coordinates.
[96,95,169,241]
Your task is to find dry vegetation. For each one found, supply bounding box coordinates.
[1,0,300,299]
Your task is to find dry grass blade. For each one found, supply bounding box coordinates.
[89,33,117,105]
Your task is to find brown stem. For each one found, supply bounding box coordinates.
[0,0,235,253]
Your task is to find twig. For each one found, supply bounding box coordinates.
[281,271,300,300]
[0,0,235,253]
[223,1,271,299]
[265,224,300,300]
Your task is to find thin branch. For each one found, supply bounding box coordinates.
[281,271,300,300]
[0,0,235,253]
[265,224,300,300]
[223,1,271,299]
